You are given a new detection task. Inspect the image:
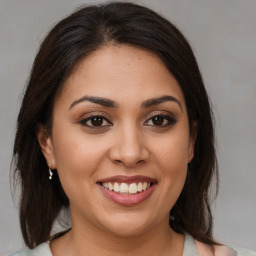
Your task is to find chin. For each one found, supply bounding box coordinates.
[97,211,159,237]
[105,223,150,237]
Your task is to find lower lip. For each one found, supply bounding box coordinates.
[98,184,156,206]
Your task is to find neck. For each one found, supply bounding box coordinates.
[50,215,184,256]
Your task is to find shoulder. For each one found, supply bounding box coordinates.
[195,240,236,256]
[195,240,256,256]
[10,242,52,256]
[231,247,256,256]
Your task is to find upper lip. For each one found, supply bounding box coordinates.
[97,175,157,184]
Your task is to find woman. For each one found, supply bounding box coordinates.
[11,2,255,256]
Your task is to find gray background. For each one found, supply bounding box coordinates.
[1,0,255,254]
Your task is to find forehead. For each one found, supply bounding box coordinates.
[56,44,185,108]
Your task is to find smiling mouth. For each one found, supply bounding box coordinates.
[97,175,157,205]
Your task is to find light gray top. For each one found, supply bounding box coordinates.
[10,233,256,256]
[183,233,199,256]
[11,242,51,256]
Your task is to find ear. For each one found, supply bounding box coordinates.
[187,122,198,163]
[37,125,56,169]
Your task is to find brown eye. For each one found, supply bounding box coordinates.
[91,117,104,126]
[144,114,177,127]
[80,115,112,128]
[151,116,164,125]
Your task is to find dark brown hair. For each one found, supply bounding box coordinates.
[13,1,218,248]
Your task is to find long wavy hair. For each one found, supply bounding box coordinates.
[13,1,218,248]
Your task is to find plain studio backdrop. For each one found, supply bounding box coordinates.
[0,0,255,255]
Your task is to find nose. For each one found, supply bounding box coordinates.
[109,124,149,168]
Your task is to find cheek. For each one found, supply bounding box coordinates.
[154,128,191,172]
[152,131,190,204]
[157,144,188,188]
[53,126,106,168]
[51,129,109,196]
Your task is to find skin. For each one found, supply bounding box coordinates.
[38,44,197,256]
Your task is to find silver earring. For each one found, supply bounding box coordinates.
[49,168,53,180]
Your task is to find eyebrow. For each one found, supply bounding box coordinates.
[69,96,117,109]
[141,95,183,111]
[69,95,182,111]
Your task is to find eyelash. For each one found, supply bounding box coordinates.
[79,114,112,128]
[79,113,177,129]
[144,114,177,127]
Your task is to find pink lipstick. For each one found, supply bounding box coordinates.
[97,175,157,206]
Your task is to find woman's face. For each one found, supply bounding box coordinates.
[39,44,196,236]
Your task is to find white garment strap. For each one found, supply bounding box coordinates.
[183,233,199,256]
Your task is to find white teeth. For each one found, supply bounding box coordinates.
[114,183,120,192]
[129,183,137,194]
[137,182,142,192]
[108,182,113,191]
[101,181,152,194]
[120,183,129,193]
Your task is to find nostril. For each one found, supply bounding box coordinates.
[113,159,145,166]
[136,159,144,164]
